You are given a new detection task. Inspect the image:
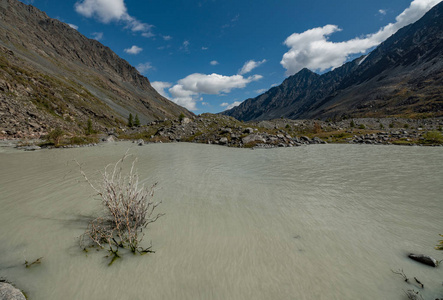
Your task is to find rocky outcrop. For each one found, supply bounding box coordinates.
[0,282,26,300]
[125,114,442,148]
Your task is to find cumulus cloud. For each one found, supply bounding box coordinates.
[281,0,442,75]
[68,23,79,30]
[162,35,172,41]
[239,59,266,75]
[210,60,219,66]
[136,62,153,74]
[151,81,172,98]
[124,45,143,54]
[221,101,242,110]
[74,0,154,37]
[167,73,262,111]
[379,9,387,15]
[91,32,103,41]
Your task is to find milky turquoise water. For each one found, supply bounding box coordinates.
[0,142,442,299]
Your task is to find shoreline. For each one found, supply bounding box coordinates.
[1,115,443,151]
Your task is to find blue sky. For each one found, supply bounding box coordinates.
[21,0,442,113]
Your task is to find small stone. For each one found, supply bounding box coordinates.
[408,253,438,267]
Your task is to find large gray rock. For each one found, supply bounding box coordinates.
[0,282,26,300]
[242,134,266,145]
[219,137,228,145]
[408,253,438,267]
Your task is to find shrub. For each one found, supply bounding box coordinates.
[380,123,384,129]
[46,127,64,146]
[389,123,394,128]
[350,120,355,128]
[437,234,443,250]
[404,123,409,129]
[179,113,185,122]
[358,124,366,129]
[423,131,443,143]
[78,153,164,263]
[313,122,322,134]
[85,119,93,135]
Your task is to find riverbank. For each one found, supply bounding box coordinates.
[1,114,443,150]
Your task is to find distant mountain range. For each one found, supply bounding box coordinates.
[0,0,192,137]
[223,1,443,121]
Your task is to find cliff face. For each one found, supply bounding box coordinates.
[223,1,443,121]
[0,0,193,138]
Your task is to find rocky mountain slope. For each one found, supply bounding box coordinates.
[0,0,192,138]
[223,1,443,121]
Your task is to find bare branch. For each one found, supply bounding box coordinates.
[78,153,163,258]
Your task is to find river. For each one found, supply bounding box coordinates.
[0,142,442,299]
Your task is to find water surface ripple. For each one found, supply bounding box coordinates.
[0,143,442,299]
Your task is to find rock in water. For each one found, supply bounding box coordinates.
[0,282,26,300]
[408,253,438,267]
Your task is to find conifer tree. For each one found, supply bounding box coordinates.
[128,113,134,127]
[134,114,140,127]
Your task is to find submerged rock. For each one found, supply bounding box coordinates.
[0,282,26,300]
[408,253,438,267]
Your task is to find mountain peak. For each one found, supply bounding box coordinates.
[223,1,443,121]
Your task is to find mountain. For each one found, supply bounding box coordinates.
[0,0,192,138]
[223,1,443,121]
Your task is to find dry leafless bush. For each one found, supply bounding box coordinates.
[77,152,164,262]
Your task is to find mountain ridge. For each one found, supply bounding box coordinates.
[0,0,192,138]
[223,1,443,121]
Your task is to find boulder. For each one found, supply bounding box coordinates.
[103,135,115,142]
[219,137,228,145]
[137,139,144,146]
[242,134,266,145]
[0,282,26,300]
[408,254,438,267]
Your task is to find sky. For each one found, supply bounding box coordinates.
[20,0,442,114]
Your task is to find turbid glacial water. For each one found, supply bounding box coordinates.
[0,142,442,300]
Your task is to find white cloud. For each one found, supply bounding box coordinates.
[136,62,153,74]
[210,60,219,66]
[221,101,242,110]
[74,0,154,37]
[281,0,442,75]
[379,9,387,15]
[238,59,266,75]
[151,81,172,98]
[167,73,262,111]
[124,45,143,55]
[91,32,103,41]
[177,73,262,95]
[202,47,208,50]
[68,23,79,30]
[255,89,267,94]
[162,35,172,41]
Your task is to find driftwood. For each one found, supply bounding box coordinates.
[408,253,438,267]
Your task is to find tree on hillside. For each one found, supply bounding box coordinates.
[128,113,133,127]
[134,114,140,127]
